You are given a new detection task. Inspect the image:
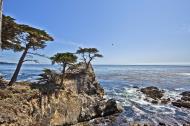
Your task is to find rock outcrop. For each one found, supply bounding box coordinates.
[0,63,122,126]
[140,86,170,104]
[140,86,190,109]
[172,91,190,109]
[140,86,164,100]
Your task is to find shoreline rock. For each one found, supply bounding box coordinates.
[140,86,165,104]
[172,91,190,109]
[140,86,190,109]
[0,63,123,126]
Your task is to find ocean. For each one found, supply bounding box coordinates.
[1,64,190,125]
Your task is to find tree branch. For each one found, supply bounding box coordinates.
[28,52,49,59]
[23,59,39,63]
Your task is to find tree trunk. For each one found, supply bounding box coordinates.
[8,45,29,86]
[86,58,92,71]
[60,63,66,86]
[86,62,90,71]
[0,0,3,49]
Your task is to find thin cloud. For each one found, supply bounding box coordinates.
[55,39,97,48]
[179,24,190,33]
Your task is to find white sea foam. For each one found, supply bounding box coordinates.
[132,105,145,115]
[179,73,190,76]
[164,89,181,98]
[174,88,185,91]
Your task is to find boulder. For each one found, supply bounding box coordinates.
[180,91,190,97]
[151,100,158,104]
[140,86,164,100]
[181,96,190,101]
[161,98,170,104]
[172,100,190,109]
[172,91,190,109]
[102,99,123,116]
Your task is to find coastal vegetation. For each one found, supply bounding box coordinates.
[0,14,103,86]
[50,52,77,86]
[0,14,53,85]
[76,47,103,70]
[8,24,54,86]
[0,13,118,125]
[0,11,116,126]
[1,15,22,51]
[38,68,57,84]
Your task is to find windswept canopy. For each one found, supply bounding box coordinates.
[76,47,103,60]
[2,15,54,52]
[2,15,23,51]
[5,15,54,86]
[50,52,77,85]
[18,24,54,50]
[76,47,99,54]
[50,52,77,65]
[76,47,103,69]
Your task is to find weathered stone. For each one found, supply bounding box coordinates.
[103,99,123,116]
[180,91,190,97]
[0,63,121,126]
[181,96,190,101]
[133,86,139,89]
[172,91,190,109]
[161,98,170,104]
[172,100,190,108]
[158,122,166,126]
[140,86,164,99]
[151,100,158,104]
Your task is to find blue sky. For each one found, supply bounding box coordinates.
[1,0,190,65]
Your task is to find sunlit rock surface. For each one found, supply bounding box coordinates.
[0,64,122,126]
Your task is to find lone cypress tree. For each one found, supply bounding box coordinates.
[76,47,103,70]
[50,52,77,86]
[8,24,53,86]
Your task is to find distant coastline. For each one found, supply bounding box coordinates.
[0,62,16,65]
[0,62,190,66]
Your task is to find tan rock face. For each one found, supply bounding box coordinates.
[0,64,121,126]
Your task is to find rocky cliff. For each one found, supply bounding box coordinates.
[0,64,122,126]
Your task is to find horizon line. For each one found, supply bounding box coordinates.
[2,62,190,66]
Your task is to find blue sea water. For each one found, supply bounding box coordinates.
[1,64,190,125]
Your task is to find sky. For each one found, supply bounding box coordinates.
[1,0,190,65]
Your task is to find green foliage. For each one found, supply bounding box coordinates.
[2,15,54,52]
[50,52,77,85]
[94,53,103,58]
[50,52,77,65]
[2,15,24,51]
[38,68,57,84]
[6,15,54,85]
[76,47,103,69]
[18,24,53,50]
[76,47,99,54]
